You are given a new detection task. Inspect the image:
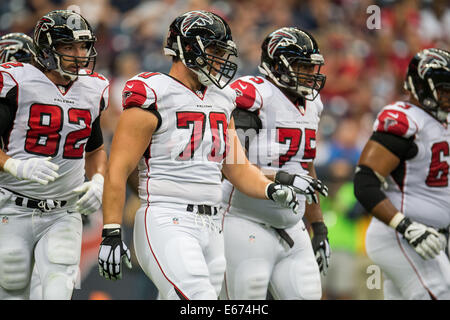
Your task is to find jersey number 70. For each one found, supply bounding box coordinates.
[176,111,228,162]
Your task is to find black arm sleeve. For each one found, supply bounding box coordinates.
[231,108,262,153]
[85,116,104,152]
[0,100,13,136]
[232,108,262,132]
[353,164,387,213]
[0,86,18,145]
[370,131,418,160]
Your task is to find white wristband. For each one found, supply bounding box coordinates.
[3,158,18,176]
[264,182,272,200]
[92,173,104,183]
[103,223,121,229]
[388,212,405,229]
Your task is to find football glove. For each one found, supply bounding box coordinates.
[311,221,331,276]
[3,156,59,185]
[275,171,328,204]
[392,213,447,260]
[98,225,132,280]
[266,183,299,213]
[73,173,104,216]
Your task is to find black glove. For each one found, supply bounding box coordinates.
[98,226,132,280]
[275,171,328,204]
[311,222,331,276]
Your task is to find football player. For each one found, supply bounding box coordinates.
[354,48,450,299]
[97,11,311,300]
[0,10,108,299]
[221,27,329,300]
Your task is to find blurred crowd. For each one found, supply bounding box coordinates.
[1,0,449,300]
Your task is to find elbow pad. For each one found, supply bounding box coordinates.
[353,165,387,212]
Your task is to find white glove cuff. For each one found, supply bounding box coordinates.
[92,173,104,184]
[264,182,272,200]
[104,223,121,229]
[389,212,405,229]
[3,158,18,176]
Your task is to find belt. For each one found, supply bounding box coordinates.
[273,227,294,248]
[186,204,218,216]
[5,188,67,212]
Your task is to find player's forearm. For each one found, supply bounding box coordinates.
[102,167,127,225]
[304,162,324,223]
[0,150,11,171]
[369,198,399,226]
[223,162,271,199]
[305,201,324,223]
[85,145,107,179]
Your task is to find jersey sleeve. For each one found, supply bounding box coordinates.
[99,83,110,112]
[122,79,157,110]
[0,69,18,98]
[314,93,324,118]
[373,107,418,138]
[229,78,263,112]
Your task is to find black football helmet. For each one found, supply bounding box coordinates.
[259,27,326,101]
[33,10,97,81]
[164,10,238,89]
[404,48,450,123]
[0,33,33,63]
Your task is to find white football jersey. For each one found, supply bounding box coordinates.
[372,101,450,228]
[122,72,236,206]
[0,62,109,200]
[222,76,323,228]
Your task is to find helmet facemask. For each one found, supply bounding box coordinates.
[51,38,97,81]
[173,35,237,89]
[261,53,325,100]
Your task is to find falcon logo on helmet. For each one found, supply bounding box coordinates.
[267,30,297,58]
[34,16,55,44]
[180,11,214,36]
[0,33,34,63]
[0,40,21,48]
[418,50,449,79]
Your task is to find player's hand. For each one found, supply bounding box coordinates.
[266,183,299,213]
[311,221,331,276]
[98,225,132,280]
[3,156,59,185]
[73,173,104,215]
[275,171,328,205]
[396,217,446,260]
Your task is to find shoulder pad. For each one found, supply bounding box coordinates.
[373,102,418,138]
[122,78,157,110]
[229,76,268,112]
[0,62,24,98]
